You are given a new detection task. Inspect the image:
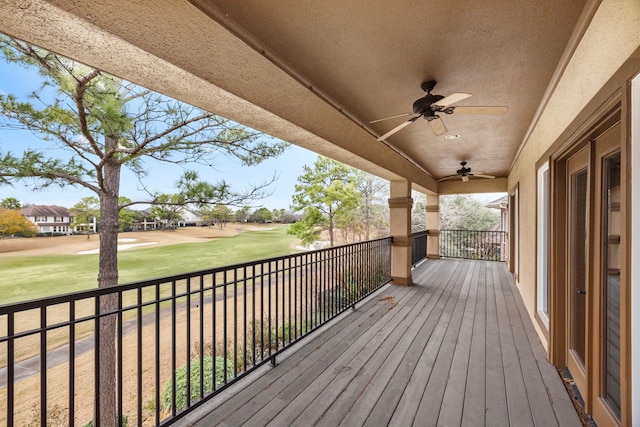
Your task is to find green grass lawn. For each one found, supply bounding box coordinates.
[0,226,301,305]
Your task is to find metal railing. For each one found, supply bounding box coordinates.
[439,229,507,261]
[411,230,428,266]
[0,237,392,426]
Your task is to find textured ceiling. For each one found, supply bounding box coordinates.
[191,0,588,180]
[0,0,588,191]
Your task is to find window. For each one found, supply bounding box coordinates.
[537,162,550,328]
[35,216,46,222]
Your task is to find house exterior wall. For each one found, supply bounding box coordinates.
[25,214,73,234]
[508,1,639,423]
[508,0,640,348]
[22,206,75,234]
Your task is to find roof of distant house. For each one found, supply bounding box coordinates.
[485,195,508,210]
[21,205,70,217]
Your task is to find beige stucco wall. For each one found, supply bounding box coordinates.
[508,0,640,347]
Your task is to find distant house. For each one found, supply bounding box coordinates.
[485,195,508,232]
[21,205,74,235]
[179,207,204,227]
[485,195,509,261]
[130,208,160,231]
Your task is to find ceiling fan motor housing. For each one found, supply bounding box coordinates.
[413,94,444,115]
[457,162,471,176]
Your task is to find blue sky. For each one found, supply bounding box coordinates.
[0,52,319,210]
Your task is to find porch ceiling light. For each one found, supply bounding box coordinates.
[444,134,460,140]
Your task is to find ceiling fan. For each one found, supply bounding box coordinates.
[437,161,495,182]
[371,80,508,140]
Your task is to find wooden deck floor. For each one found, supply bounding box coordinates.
[187,260,581,427]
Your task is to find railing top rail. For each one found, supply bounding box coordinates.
[0,236,393,315]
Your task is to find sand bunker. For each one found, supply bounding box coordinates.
[77,242,157,255]
[296,241,330,251]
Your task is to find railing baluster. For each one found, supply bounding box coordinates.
[94,297,100,427]
[7,313,14,427]
[155,284,160,426]
[223,270,228,383]
[274,260,279,358]
[212,273,217,390]
[233,267,238,377]
[251,263,256,367]
[294,255,298,339]
[308,254,309,333]
[171,280,177,416]
[186,276,191,410]
[199,275,204,401]
[288,257,292,344]
[117,291,123,424]
[243,265,247,374]
[258,262,263,363]
[268,260,272,362]
[40,306,47,427]
[137,287,142,427]
[69,301,75,427]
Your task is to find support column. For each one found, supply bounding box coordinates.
[388,180,413,286]
[426,194,440,259]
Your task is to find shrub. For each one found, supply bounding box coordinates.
[161,356,234,412]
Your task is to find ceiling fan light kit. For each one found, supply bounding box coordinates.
[373,80,508,141]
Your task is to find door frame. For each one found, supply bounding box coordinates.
[508,184,519,280]
[549,104,626,425]
[591,125,623,425]
[565,144,591,397]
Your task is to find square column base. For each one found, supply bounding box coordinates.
[391,275,413,286]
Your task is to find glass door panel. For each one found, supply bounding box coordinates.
[565,145,590,397]
[570,168,588,366]
[602,150,621,418]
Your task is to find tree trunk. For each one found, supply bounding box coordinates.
[328,212,335,247]
[365,201,371,241]
[96,151,121,427]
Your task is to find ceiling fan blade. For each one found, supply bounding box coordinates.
[473,173,496,179]
[377,115,421,141]
[437,174,459,182]
[451,106,509,115]
[428,116,448,136]
[462,175,470,182]
[370,112,414,124]
[433,92,472,108]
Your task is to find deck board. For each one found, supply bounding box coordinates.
[314,261,450,426]
[381,260,467,426]
[339,260,459,427]
[461,261,487,426]
[485,262,509,426]
[188,260,581,427]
